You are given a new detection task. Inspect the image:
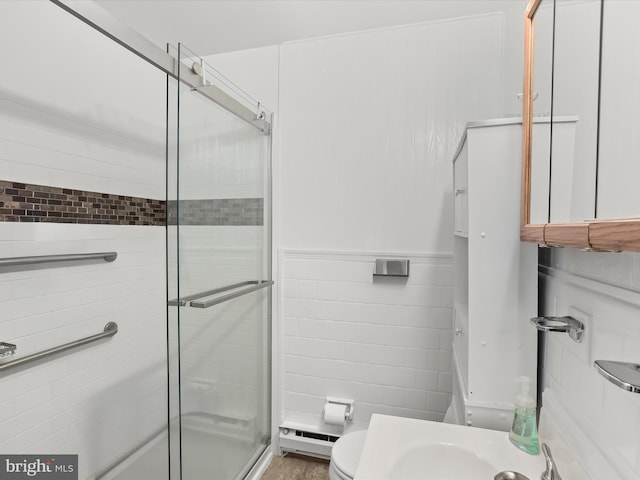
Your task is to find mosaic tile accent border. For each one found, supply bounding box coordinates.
[0,181,165,226]
[167,198,264,226]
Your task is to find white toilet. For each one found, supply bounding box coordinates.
[329,430,368,480]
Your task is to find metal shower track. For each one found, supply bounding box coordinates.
[50,0,271,134]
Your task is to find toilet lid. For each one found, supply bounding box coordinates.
[332,430,368,478]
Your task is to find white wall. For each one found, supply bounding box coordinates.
[205,46,280,114]
[208,10,515,438]
[276,13,504,431]
[540,249,640,480]
[279,15,504,253]
[0,2,167,478]
[207,6,640,476]
[0,2,165,198]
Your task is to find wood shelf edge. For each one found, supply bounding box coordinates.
[589,219,640,252]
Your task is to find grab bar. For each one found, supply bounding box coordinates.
[190,280,274,309]
[168,280,260,307]
[0,322,118,373]
[0,252,117,268]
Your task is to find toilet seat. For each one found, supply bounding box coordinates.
[330,430,367,480]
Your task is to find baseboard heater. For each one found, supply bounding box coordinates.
[279,426,339,459]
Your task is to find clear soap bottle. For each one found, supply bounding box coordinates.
[509,376,539,455]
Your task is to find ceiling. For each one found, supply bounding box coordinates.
[95,0,524,56]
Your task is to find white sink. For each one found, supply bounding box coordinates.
[354,414,546,479]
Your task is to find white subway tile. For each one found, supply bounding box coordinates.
[307,300,329,319]
[308,260,329,280]
[601,382,639,469]
[545,336,563,384]
[427,350,451,371]
[409,264,454,287]
[298,279,318,299]
[325,301,349,321]
[427,391,451,413]
[282,279,299,298]
[283,298,309,318]
[282,252,455,427]
[403,389,427,411]
[286,259,309,279]
[415,370,440,391]
[426,307,453,330]
[329,261,371,283]
[438,372,453,393]
[317,280,338,300]
[283,316,300,336]
[298,318,318,338]
[441,287,454,308]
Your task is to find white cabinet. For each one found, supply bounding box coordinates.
[454,140,468,236]
[450,119,538,431]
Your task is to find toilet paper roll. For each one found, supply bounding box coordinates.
[323,403,348,426]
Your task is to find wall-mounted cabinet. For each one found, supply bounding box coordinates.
[521,0,640,251]
[451,119,538,431]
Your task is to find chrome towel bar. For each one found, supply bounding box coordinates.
[0,252,117,268]
[168,280,261,307]
[0,322,118,373]
[190,280,274,309]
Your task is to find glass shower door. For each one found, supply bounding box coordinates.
[168,46,272,480]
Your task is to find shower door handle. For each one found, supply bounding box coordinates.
[189,280,274,308]
[168,280,264,307]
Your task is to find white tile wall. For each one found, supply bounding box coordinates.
[540,249,640,480]
[0,1,165,200]
[176,288,270,424]
[0,223,166,478]
[0,3,168,478]
[175,82,269,201]
[280,250,453,434]
[166,224,270,425]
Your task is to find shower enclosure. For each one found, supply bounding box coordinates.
[46,2,274,479]
[166,45,273,480]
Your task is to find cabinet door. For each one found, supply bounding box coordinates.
[454,141,469,235]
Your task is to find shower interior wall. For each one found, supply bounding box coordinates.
[0,3,274,478]
[0,2,167,478]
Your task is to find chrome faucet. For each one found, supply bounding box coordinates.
[541,443,563,480]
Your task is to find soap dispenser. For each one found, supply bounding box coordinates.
[509,376,539,455]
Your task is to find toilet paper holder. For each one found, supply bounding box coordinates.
[325,397,355,422]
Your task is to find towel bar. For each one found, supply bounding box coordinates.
[190,281,274,309]
[0,322,118,373]
[0,252,117,268]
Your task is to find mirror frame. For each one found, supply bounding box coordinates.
[521,0,640,251]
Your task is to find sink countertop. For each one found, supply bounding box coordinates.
[354,414,546,480]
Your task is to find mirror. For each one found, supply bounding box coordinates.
[521,0,640,251]
[597,0,640,219]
